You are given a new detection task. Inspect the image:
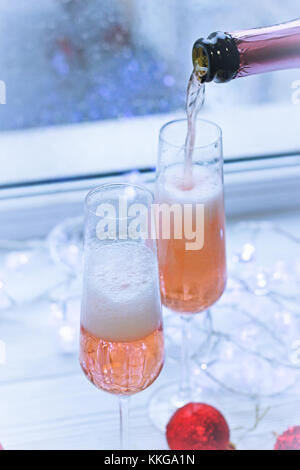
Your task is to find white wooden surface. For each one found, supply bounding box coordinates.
[0,209,299,450]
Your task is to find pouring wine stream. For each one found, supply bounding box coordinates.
[184,72,206,189]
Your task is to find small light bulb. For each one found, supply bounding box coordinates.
[241,243,255,262]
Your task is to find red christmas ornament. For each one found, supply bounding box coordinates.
[274,426,300,450]
[166,403,230,451]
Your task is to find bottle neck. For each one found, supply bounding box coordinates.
[192,32,240,83]
[193,18,300,83]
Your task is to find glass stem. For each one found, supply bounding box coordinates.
[178,315,192,404]
[119,396,130,450]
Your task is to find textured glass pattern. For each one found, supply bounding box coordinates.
[80,325,164,395]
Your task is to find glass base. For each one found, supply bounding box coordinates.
[148,380,241,433]
[148,382,217,432]
[148,379,265,440]
[148,382,185,432]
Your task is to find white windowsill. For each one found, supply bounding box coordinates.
[0,160,300,240]
[0,102,299,185]
[0,102,299,239]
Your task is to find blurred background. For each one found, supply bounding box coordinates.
[1,0,299,129]
[0,0,299,186]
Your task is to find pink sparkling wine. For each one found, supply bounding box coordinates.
[193,18,300,83]
[234,18,300,78]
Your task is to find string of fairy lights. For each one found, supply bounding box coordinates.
[0,220,299,397]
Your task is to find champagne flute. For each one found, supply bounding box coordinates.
[80,184,164,449]
[149,119,226,429]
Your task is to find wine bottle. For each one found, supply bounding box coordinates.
[193,18,300,83]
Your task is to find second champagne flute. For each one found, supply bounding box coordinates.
[80,184,164,449]
[149,119,227,430]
